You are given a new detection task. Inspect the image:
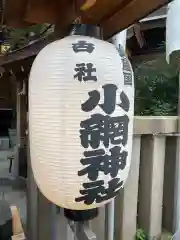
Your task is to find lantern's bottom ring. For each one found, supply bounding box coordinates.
[64,208,98,221]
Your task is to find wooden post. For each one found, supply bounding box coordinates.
[166,1,180,232]
[26,143,38,240]
[114,136,141,240]
[13,81,20,178]
[14,79,27,178]
[138,135,166,238]
[37,192,56,240]
[91,207,105,240]
[27,142,55,240]
[163,136,177,232]
[173,72,180,232]
[17,82,27,148]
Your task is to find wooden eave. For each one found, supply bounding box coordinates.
[0,38,50,73]
[0,39,49,66]
[3,0,172,39]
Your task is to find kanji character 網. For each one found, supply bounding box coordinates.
[80,114,129,149]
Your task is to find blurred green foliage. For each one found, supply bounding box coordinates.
[3,23,53,51]
[136,229,148,240]
[134,62,178,116]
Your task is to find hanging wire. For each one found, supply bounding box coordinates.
[69,16,82,36]
[74,16,82,24]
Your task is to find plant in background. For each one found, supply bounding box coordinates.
[134,61,178,116]
[136,228,148,240]
[0,23,53,54]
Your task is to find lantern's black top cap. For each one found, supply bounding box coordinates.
[70,24,103,39]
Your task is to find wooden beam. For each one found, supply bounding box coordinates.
[4,0,170,39]
[25,0,76,27]
[81,0,125,23]
[4,0,29,27]
[25,0,58,24]
[0,39,49,67]
[80,0,97,11]
[101,0,170,39]
[25,0,95,24]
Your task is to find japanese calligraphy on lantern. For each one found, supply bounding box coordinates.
[71,39,131,205]
[74,63,97,82]
[73,41,97,82]
[117,44,133,86]
[72,41,95,53]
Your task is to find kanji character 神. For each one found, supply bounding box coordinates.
[78,146,128,180]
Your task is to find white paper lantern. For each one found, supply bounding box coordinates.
[29,35,134,210]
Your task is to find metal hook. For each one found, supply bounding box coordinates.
[74,16,82,25]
